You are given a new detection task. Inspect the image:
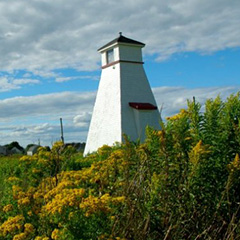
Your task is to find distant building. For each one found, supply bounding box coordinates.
[27,145,41,156]
[63,142,85,152]
[0,146,8,156]
[84,33,161,155]
[11,147,23,154]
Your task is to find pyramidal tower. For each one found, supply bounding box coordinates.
[84,33,161,155]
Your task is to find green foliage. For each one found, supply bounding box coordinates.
[0,156,20,203]
[4,141,24,152]
[0,93,240,240]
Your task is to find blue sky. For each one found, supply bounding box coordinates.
[0,0,239,147]
[145,49,240,88]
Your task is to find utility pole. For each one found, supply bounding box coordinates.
[60,118,64,144]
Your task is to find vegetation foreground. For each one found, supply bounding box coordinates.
[0,93,240,240]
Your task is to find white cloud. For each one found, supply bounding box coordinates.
[0,0,239,73]
[55,75,99,83]
[0,76,41,92]
[31,70,58,79]
[13,79,41,85]
[0,91,96,120]
[153,86,240,118]
[55,76,80,83]
[22,72,32,78]
[0,86,239,147]
[0,77,20,92]
[73,112,92,127]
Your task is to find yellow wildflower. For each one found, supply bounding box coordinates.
[3,204,13,213]
[32,168,41,174]
[0,215,25,236]
[13,232,27,240]
[35,237,42,240]
[80,194,125,217]
[228,153,240,172]
[7,177,21,183]
[112,196,125,203]
[24,223,35,234]
[12,185,22,198]
[18,197,30,206]
[35,236,49,240]
[43,188,85,215]
[19,155,34,164]
[189,140,209,165]
[166,109,188,121]
[51,229,60,240]
[232,153,240,169]
[27,211,33,216]
[97,145,112,156]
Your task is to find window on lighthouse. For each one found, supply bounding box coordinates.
[106,49,114,64]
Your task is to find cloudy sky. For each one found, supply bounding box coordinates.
[0,0,239,147]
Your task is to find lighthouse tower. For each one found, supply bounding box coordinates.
[84,33,161,155]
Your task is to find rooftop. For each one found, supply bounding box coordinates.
[98,32,145,51]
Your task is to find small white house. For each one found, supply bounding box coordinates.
[84,33,161,155]
[27,145,41,156]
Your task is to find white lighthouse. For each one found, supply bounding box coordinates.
[84,33,161,155]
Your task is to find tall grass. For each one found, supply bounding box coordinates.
[0,155,21,201]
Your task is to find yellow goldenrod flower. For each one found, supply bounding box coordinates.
[18,197,30,207]
[51,229,60,240]
[13,232,27,240]
[24,223,35,234]
[0,215,25,236]
[3,204,13,213]
[166,109,188,121]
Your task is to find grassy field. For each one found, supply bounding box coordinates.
[0,155,21,200]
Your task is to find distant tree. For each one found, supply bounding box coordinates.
[4,141,24,152]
